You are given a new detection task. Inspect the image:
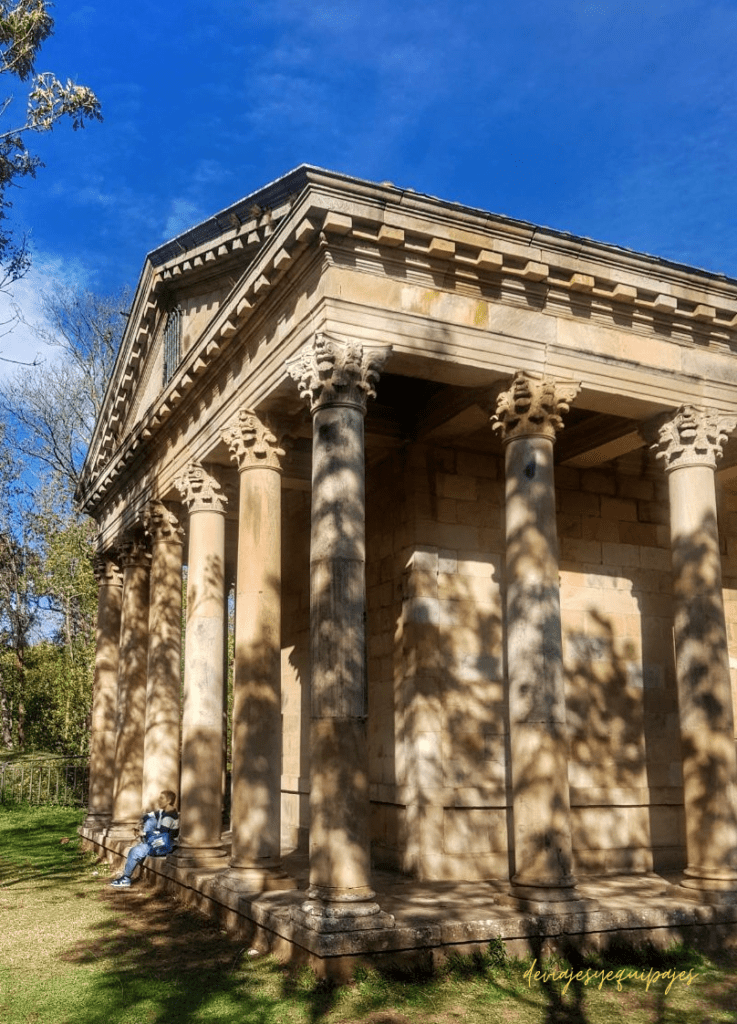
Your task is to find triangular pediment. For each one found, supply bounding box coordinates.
[81,167,317,493]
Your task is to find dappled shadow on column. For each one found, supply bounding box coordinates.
[503,438,574,890]
[307,402,373,896]
[230,564,284,868]
[179,550,227,853]
[671,506,737,881]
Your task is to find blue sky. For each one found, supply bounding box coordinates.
[3,0,737,361]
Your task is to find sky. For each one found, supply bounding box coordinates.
[2,0,737,364]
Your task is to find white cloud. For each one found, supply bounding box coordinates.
[0,253,90,379]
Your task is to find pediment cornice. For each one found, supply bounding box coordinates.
[78,167,737,516]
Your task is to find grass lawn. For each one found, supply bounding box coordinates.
[1,804,736,1024]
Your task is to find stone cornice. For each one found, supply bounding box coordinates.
[223,409,286,472]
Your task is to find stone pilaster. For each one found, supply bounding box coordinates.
[141,501,184,809]
[223,410,295,889]
[286,334,394,932]
[107,535,151,840]
[84,551,123,830]
[651,405,737,896]
[492,370,581,908]
[172,463,228,866]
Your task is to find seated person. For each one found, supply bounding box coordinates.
[110,789,179,888]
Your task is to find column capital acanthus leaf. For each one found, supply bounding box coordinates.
[223,409,286,472]
[93,552,123,586]
[285,333,391,414]
[651,405,737,471]
[174,462,228,513]
[143,500,185,543]
[491,370,581,443]
[119,534,151,569]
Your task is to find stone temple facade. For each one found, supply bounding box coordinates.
[78,166,737,971]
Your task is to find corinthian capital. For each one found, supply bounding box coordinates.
[119,534,151,569]
[143,500,184,543]
[651,405,737,471]
[93,552,123,586]
[492,370,581,443]
[223,409,286,472]
[174,463,228,513]
[285,333,391,414]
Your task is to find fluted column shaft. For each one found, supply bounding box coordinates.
[84,553,123,830]
[108,537,151,839]
[652,406,737,892]
[141,502,184,809]
[173,463,228,866]
[224,411,292,886]
[493,371,580,904]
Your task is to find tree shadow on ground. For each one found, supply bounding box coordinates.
[60,886,295,1024]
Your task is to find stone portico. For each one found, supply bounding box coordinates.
[78,167,737,972]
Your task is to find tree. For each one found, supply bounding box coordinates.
[0,284,124,751]
[0,285,126,506]
[0,427,40,747]
[0,1,101,284]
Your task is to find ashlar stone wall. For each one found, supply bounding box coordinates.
[278,438,737,883]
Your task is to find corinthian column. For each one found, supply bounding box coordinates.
[493,370,581,907]
[223,409,294,888]
[84,551,123,830]
[286,334,394,932]
[141,501,184,809]
[108,535,151,839]
[651,405,737,895]
[172,463,229,867]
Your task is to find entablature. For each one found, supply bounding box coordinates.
[79,167,737,526]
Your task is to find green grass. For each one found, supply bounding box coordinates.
[1,804,736,1023]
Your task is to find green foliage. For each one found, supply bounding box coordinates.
[18,640,93,752]
[0,1,101,280]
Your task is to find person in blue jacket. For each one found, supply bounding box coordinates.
[110,790,179,888]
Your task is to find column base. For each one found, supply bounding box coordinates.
[510,876,591,914]
[170,843,229,869]
[82,812,111,832]
[105,821,138,841]
[292,899,395,934]
[679,867,737,903]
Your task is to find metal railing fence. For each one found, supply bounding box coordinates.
[0,757,89,807]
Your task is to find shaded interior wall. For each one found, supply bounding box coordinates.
[557,460,684,875]
[280,488,311,851]
[282,442,737,880]
[366,443,508,881]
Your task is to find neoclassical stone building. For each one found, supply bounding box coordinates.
[79,166,737,967]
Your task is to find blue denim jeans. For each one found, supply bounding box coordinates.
[123,841,153,879]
